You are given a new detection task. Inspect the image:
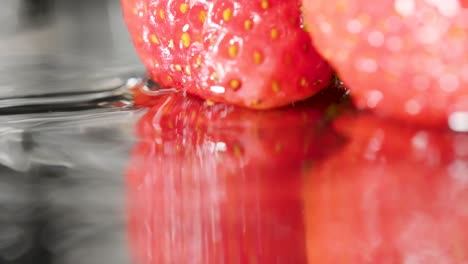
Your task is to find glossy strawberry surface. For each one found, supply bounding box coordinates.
[302,0,468,126]
[121,0,333,109]
[304,114,468,263]
[126,86,347,264]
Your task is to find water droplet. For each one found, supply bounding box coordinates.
[439,73,460,92]
[418,26,442,44]
[425,0,460,17]
[412,131,429,150]
[346,19,362,34]
[356,57,378,72]
[449,112,468,132]
[448,160,468,184]
[139,78,178,97]
[368,31,385,47]
[394,0,415,17]
[366,90,384,108]
[405,99,422,115]
[209,141,227,152]
[210,86,226,94]
[364,130,384,161]
[319,21,332,34]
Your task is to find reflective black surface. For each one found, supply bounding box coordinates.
[0,109,140,264]
[0,1,140,263]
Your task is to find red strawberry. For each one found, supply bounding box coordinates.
[126,88,346,264]
[302,0,468,126]
[121,0,333,109]
[304,113,468,263]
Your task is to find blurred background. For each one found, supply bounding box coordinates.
[0,1,144,263]
[0,0,143,99]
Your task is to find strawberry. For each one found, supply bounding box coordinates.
[303,113,468,263]
[121,0,333,109]
[302,0,468,126]
[126,88,346,264]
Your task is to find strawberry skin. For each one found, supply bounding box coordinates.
[302,0,468,126]
[121,0,333,109]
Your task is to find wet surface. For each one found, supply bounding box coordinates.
[0,1,467,264]
[0,1,139,263]
[0,109,138,264]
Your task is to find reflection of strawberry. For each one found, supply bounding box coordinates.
[126,88,346,264]
[121,0,333,109]
[304,114,468,263]
[302,0,468,126]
